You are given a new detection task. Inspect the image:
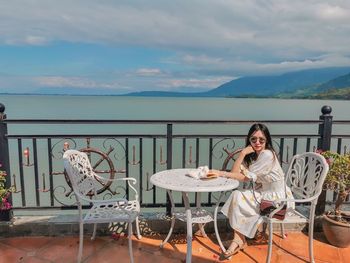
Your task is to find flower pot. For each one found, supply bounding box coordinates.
[0,209,13,221]
[322,213,350,248]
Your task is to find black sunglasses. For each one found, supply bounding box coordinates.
[249,136,266,144]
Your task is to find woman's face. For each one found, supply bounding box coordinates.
[249,130,266,154]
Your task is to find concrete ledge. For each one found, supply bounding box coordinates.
[0,212,320,238]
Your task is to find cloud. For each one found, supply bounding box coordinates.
[316,4,349,20]
[34,76,123,90]
[182,54,225,66]
[158,76,233,90]
[2,1,350,54]
[24,35,49,45]
[5,35,49,46]
[136,68,162,76]
[1,1,350,93]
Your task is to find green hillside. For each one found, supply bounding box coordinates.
[275,71,350,99]
[310,87,350,99]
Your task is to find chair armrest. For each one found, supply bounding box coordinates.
[272,196,317,205]
[93,173,137,184]
[93,173,139,200]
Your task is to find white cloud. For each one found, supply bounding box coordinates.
[1,0,350,54]
[158,76,233,89]
[24,35,49,45]
[316,4,349,20]
[1,0,350,92]
[182,54,225,66]
[34,76,122,90]
[136,68,162,76]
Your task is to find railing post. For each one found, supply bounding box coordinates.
[0,103,13,221]
[316,105,333,215]
[166,123,173,215]
[317,105,333,151]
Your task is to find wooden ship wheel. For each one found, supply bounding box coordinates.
[221,148,243,171]
[64,147,116,196]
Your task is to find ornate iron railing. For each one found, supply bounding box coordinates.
[0,104,349,219]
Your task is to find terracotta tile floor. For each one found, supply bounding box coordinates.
[0,231,349,263]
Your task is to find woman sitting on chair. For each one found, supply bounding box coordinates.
[210,123,293,258]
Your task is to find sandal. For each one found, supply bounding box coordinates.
[222,240,232,249]
[254,230,268,242]
[222,239,247,259]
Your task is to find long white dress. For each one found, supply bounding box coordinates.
[221,149,293,238]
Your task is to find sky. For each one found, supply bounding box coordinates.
[1,0,350,95]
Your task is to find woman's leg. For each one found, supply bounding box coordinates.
[255,222,268,242]
[224,231,247,256]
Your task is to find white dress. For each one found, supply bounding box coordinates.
[221,149,293,238]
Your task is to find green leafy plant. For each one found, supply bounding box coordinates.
[319,150,350,223]
[0,163,13,210]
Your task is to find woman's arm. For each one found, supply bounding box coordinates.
[208,169,248,181]
[231,150,245,173]
[231,146,254,172]
[209,146,255,182]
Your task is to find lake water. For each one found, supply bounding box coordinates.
[2,94,350,120]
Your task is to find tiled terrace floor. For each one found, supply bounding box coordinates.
[0,231,349,263]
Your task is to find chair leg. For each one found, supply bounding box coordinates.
[91,223,97,240]
[266,221,273,263]
[308,221,315,263]
[135,216,142,240]
[280,223,286,239]
[128,222,134,263]
[78,221,84,263]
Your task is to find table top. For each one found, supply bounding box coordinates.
[150,168,239,192]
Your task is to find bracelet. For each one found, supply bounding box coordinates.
[240,167,248,177]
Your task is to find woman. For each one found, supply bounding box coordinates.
[210,123,293,258]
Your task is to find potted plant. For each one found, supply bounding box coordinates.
[319,150,350,247]
[0,163,13,221]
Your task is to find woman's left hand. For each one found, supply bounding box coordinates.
[208,169,221,177]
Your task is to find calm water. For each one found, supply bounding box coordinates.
[1,94,349,120]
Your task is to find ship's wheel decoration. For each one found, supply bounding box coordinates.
[221,148,242,171]
[63,141,118,196]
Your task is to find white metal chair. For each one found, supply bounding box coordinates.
[263,152,329,263]
[63,149,141,263]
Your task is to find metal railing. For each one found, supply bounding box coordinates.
[0,104,349,220]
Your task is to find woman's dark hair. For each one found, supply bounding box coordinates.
[244,123,276,166]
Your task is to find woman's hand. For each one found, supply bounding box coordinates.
[208,169,222,177]
[208,169,220,176]
[240,145,255,156]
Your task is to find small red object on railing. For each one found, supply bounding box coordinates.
[23,147,33,166]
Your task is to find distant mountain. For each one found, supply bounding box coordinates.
[276,71,350,99]
[125,67,350,98]
[2,67,350,99]
[308,72,350,99]
[317,72,350,91]
[202,67,350,97]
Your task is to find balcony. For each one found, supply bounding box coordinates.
[1,104,349,262]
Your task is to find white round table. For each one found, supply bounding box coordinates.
[150,168,239,263]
